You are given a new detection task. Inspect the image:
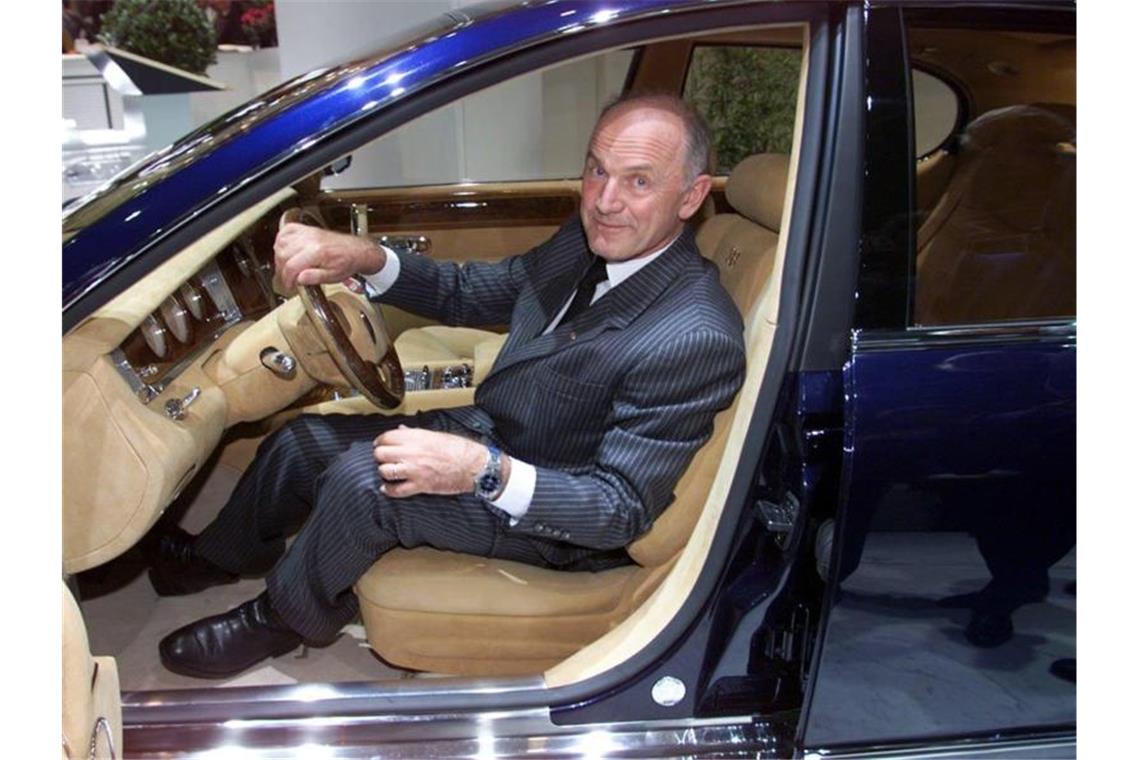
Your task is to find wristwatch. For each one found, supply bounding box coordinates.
[474,444,504,501]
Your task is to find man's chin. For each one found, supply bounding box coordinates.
[585,230,628,260]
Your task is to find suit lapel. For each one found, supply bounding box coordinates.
[491,238,589,366]
[483,228,698,382]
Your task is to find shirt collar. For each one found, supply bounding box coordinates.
[603,232,682,290]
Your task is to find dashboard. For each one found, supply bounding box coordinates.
[111,219,281,406]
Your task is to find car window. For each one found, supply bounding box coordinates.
[912,68,960,158]
[682,45,801,174]
[907,19,1076,327]
[321,48,636,189]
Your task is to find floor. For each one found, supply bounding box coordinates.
[803,531,1076,746]
[77,460,414,692]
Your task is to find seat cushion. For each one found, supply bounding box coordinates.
[355,548,670,675]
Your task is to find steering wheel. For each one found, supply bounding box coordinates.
[279,208,405,408]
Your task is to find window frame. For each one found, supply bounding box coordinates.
[854,2,1076,337]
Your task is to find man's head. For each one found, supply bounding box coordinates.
[580,93,713,262]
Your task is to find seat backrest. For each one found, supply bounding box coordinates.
[628,153,789,567]
[915,103,1076,325]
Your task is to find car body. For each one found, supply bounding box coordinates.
[62,0,1076,757]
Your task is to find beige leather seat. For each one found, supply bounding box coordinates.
[354,153,790,676]
[394,324,503,368]
[915,103,1076,325]
[63,584,121,760]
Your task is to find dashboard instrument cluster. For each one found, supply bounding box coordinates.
[113,231,279,403]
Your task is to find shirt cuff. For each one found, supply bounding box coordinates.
[360,243,400,296]
[490,457,536,525]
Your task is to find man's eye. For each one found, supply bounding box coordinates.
[634,176,649,188]
[592,166,606,177]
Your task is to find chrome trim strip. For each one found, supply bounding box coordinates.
[122,675,548,724]
[804,730,1076,760]
[123,707,783,759]
[853,320,1076,352]
[109,348,148,398]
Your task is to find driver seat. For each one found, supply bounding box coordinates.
[353,152,789,675]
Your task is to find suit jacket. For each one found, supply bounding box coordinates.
[379,218,746,568]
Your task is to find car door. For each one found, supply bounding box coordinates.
[800,4,1076,756]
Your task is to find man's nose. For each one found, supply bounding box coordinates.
[595,178,623,213]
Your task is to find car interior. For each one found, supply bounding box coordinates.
[61,13,1074,749]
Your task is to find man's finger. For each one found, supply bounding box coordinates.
[374,427,417,447]
[372,443,408,464]
[380,478,419,498]
[297,267,338,286]
[279,250,317,290]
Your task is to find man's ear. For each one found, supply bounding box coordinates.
[678,174,713,221]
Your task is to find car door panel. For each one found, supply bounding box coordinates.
[803,328,1076,748]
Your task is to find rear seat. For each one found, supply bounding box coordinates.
[915,103,1076,324]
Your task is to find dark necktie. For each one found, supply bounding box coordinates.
[556,256,608,327]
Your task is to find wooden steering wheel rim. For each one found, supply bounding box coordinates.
[281,208,405,409]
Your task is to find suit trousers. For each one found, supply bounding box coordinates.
[193,411,554,643]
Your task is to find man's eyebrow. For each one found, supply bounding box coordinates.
[585,152,656,174]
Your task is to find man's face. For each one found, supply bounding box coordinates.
[580,106,711,262]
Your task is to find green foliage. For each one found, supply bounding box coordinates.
[99,0,217,75]
[685,47,801,174]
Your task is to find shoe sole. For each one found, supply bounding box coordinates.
[159,639,302,680]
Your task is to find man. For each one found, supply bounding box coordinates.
[153,93,747,678]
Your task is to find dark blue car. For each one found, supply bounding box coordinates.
[62,0,1076,756]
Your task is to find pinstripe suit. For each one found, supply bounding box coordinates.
[196,218,745,643]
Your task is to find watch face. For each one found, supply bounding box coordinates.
[476,446,502,498]
[478,472,501,494]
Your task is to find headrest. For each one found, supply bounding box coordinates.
[955,104,1075,232]
[725,153,790,232]
[960,103,1075,152]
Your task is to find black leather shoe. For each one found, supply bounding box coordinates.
[147,527,238,596]
[159,593,302,679]
[1050,657,1076,683]
[964,610,1014,648]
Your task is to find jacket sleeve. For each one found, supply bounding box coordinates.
[374,229,563,328]
[503,328,746,550]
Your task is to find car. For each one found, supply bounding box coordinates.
[61,0,1076,756]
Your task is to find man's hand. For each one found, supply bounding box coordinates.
[373,425,510,498]
[274,222,386,292]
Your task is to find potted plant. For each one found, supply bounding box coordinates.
[241,1,277,49]
[99,0,217,75]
